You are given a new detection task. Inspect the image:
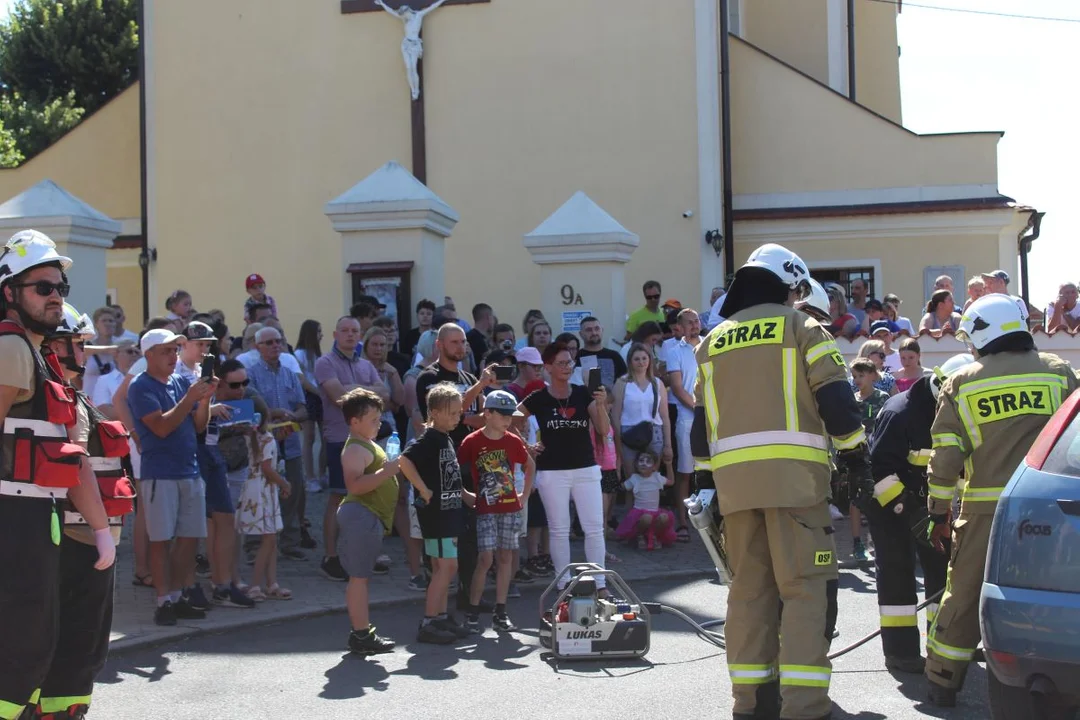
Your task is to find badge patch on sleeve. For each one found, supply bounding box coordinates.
[814,551,833,566]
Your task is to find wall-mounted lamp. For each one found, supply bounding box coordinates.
[705,229,723,257]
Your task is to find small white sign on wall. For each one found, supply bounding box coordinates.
[561,310,593,333]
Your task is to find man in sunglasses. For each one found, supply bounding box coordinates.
[0,229,115,720]
[624,280,665,342]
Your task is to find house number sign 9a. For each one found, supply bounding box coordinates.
[561,284,584,306]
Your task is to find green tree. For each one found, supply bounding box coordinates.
[0,119,22,168]
[0,0,139,112]
[0,91,84,160]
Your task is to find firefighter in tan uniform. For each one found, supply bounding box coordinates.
[692,244,872,720]
[923,293,1077,707]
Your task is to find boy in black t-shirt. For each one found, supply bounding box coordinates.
[400,382,473,644]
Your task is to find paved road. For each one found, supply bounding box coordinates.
[95,573,991,720]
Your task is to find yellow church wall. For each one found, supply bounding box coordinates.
[854,0,902,124]
[147,0,700,336]
[0,84,141,221]
[741,0,830,85]
[730,38,1000,196]
[106,247,145,323]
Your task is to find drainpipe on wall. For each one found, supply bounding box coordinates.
[136,0,150,324]
[719,0,735,280]
[847,0,856,100]
[1018,210,1044,308]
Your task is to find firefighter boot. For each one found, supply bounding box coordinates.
[885,655,926,674]
[733,681,781,720]
[926,681,957,708]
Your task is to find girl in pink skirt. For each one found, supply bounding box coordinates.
[615,451,676,550]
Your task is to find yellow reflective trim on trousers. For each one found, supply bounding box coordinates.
[927,637,975,662]
[832,426,866,451]
[907,450,931,467]
[928,481,955,500]
[932,433,963,450]
[28,690,39,705]
[962,485,1005,502]
[805,339,840,366]
[700,363,719,439]
[783,348,798,432]
[880,614,919,628]
[39,695,91,714]
[709,444,830,470]
[729,664,777,685]
[926,603,940,623]
[0,699,26,720]
[779,664,831,688]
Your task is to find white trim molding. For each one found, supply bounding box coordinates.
[826,0,849,95]
[735,208,1022,242]
[734,184,1002,211]
[695,0,725,309]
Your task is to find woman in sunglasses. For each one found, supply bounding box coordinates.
[855,339,898,396]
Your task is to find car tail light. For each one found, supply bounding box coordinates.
[1026,389,1080,470]
[989,650,1021,678]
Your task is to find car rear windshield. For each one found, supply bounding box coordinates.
[1042,419,1080,477]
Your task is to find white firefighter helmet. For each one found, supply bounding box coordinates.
[0,230,73,288]
[930,353,976,400]
[955,293,1028,351]
[56,303,95,340]
[742,243,811,300]
[796,278,832,323]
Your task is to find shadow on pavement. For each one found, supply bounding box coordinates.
[894,661,988,719]
[96,652,172,686]
[831,703,888,720]
[837,570,876,594]
[321,653,390,699]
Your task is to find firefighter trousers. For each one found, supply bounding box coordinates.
[0,497,60,720]
[866,503,949,660]
[925,513,992,691]
[725,503,838,720]
[37,536,115,719]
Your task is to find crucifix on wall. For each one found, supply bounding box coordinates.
[341,0,490,185]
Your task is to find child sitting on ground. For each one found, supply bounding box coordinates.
[337,388,401,656]
[399,382,471,645]
[847,358,891,565]
[615,451,676,550]
[458,390,535,634]
[235,412,292,602]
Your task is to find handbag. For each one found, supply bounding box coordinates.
[622,378,659,452]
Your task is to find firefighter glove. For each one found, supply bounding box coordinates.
[836,445,874,512]
[926,511,951,554]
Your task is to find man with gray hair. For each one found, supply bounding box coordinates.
[247,326,308,559]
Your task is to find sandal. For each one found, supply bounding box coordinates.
[132,573,154,588]
[676,526,691,543]
[246,585,267,603]
[605,551,622,564]
[266,583,293,600]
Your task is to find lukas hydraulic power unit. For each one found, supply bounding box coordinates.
[538,564,651,661]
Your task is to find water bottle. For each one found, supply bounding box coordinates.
[385,431,401,461]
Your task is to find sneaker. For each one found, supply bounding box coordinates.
[373,560,390,575]
[417,620,457,644]
[212,585,256,609]
[539,554,555,571]
[436,614,472,638]
[306,480,323,494]
[463,615,482,634]
[348,628,395,655]
[407,573,429,592]
[320,556,349,582]
[154,601,177,626]
[376,553,392,566]
[185,584,211,612]
[194,553,211,577]
[448,577,459,592]
[173,598,207,620]
[280,546,307,560]
[852,540,869,564]
[514,568,535,584]
[525,557,551,577]
[299,526,318,550]
[493,613,517,632]
[507,583,521,599]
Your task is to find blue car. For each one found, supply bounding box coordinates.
[981,390,1080,720]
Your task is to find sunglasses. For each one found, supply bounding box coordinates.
[227,379,250,389]
[12,281,70,298]
[645,294,660,301]
[870,352,885,359]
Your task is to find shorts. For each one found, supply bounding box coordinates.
[326,441,347,494]
[675,413,694,474]
[600,469,621,494]
[527,491,548,529]
[407,488,423,540]
[226,468,247,508]
[424,537,458,559]
[144,477,207,542]
[476,512,522,552]
[337,502,384,579]
[305,391,323,423]
[198,443,233,516]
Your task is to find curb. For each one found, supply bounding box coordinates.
[109,566,714,655]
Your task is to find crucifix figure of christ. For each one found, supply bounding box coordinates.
[374,0,449,100]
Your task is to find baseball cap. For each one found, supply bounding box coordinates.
[864,298,883,311]
[869,320,892,336]
[981,269,1010,284]
[140,328,184,353]
[515,347,543,366]
[662,298,683,310]
[184,321,215,341]
[245,273,265,289]
[483,390,524,416]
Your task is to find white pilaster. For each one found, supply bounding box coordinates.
[695,0,725,310]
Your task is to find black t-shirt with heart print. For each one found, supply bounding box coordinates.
[522,385,595,472]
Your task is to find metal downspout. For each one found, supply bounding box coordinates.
[1018,211,1044,307]
[137,0,150,323]
[719,0,735,279]
[847,0,856,100]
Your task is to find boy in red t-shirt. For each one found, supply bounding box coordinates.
[458,390,535,633]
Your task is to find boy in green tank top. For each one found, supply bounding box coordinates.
[336,388,400,655]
